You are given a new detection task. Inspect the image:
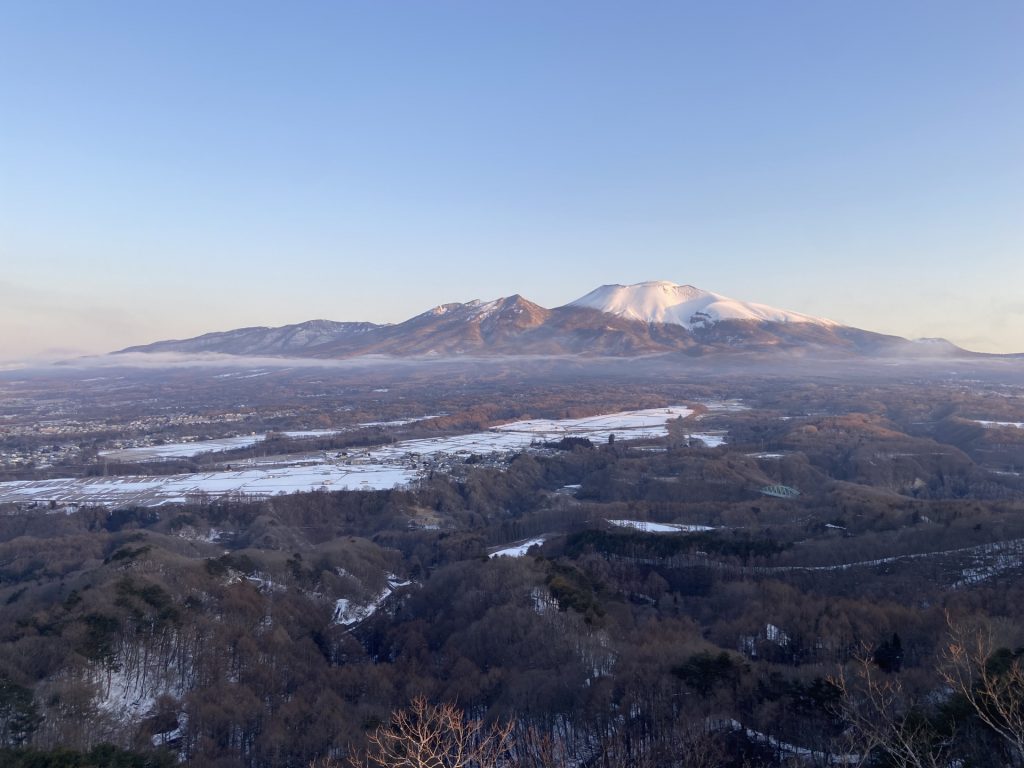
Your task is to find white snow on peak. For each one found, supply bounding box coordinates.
[428,302,472,316]
[425,298,502,320]
[470,298,503,321]
[567,281,837,330]
[417,297,521,324]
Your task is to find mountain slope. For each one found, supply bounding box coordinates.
[120,319,382,356]
[116,281,980,360]
[307,295,553,357]
[567,280,838,329]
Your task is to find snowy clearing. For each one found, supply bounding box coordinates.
[489,537,547,558]
[494,406,693,442]
[0,464,417,507]
[96,418,445,462]
[607,519,715,533]
[98,435,266,461]
[332,575,411,627]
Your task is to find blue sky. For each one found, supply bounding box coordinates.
[1,1,1021,358]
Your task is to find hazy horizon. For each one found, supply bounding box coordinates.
[2,2,1021,360]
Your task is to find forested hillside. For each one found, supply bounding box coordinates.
[2,367,1024,766]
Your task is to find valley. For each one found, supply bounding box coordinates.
[2,355,1024,766]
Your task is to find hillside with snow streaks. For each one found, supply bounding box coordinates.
[332,575,412,627]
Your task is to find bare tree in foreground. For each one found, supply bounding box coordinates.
[348,697,514,768]
[942,619,1024,766]
[830,654,950,768]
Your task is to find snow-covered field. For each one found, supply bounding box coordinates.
[0,406,717,507]
[362,406,719,458]
[0,464,418,507]
[95,416,450,463]
[98,435,267,461]
[494,406,693,442]
[96,424,414,462]
[607,519,715,533]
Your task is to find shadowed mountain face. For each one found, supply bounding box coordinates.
[118,282,982,360]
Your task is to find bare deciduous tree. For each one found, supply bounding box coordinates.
[942,619,1024,766]
[829,654,950,768]
[349,697,514,768]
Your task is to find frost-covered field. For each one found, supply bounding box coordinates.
[96,425,409,462]
[348,406,713,463]
[607,519,715,533]
[0,405,717,507]
[98,435,268,461]
[0,464,417,507]
[494,406,693,442]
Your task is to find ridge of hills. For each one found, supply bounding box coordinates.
[118,281,984,360]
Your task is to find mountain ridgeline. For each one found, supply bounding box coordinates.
[119,281,977,360]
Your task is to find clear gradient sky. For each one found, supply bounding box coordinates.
[1,1,1022,360]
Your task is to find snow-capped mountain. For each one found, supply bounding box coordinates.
[117,281,977,360]
[567,281,838,329]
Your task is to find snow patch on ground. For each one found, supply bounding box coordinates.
[97,418,442,462]
[151,713,188,747]
[92,658,187,726]
[177,525,224,543]
[952,552,1024,589]
[332,575,411,627]
[765,623,790,646]
[974,420,1024,429]
[0,463,418,507]
[493,405,693,442]
[95,667,159,722]
[99,435,265,461]
[717,719,859,764]
[489,537,546,558]
[607,519,715,533]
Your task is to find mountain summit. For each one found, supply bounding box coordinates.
[118,281,975,360]
[567,281,837,329]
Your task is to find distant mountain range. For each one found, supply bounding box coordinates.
[118,281,980,360]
